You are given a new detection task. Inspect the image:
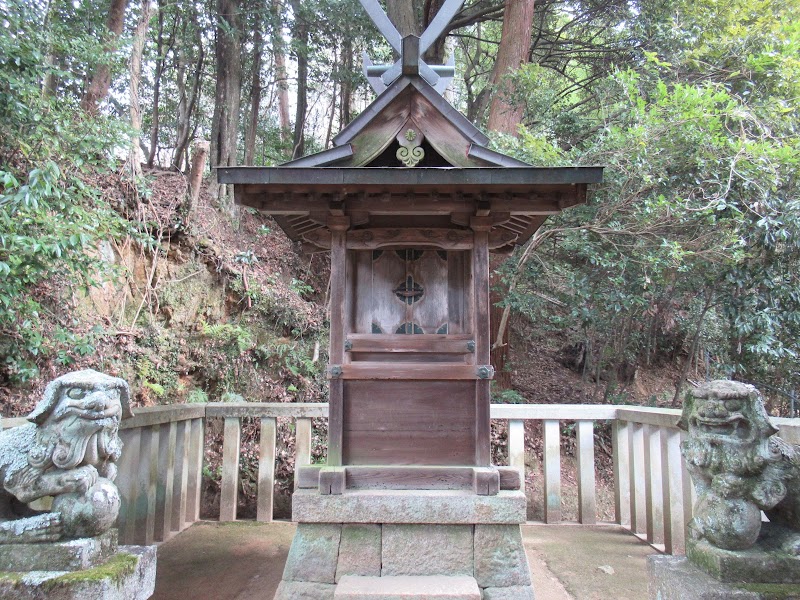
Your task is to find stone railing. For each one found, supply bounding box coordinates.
[3,403,799,555]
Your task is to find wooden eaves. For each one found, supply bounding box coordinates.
[218,166,603,254]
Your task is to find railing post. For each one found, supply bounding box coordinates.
[629,422,646,535]
[186,417,205,524]
[154,421,177,541]
[257,417,277,522]
[661,427,685,554]
[543,419,561,524]
[117,428,141,545]
[220,417,242,522]
[508,419,525,480]
[644,425,664,545]
[613,420,631,528]
[134,425,159,546]
[681,430,695,536]
[576,420,596,524]
[294,417,312,490]
[171,420,190,532]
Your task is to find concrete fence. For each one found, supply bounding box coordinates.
[4,403,799,554]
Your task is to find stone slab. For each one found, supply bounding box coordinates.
[274,580,336,600]
[282,523,342,584]
[0,530,118,572]
[292,490,526,524]
[382,525,473,577]
[0,545,156,600]
[336,524,381,582]
[334,575,481,599]
[482,586,536,600]
[474,524,531,588]
[687,524,800,584]
[648,555,800,599]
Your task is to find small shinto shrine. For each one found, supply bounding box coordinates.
[219,1,601,596]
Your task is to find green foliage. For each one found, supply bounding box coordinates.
[199,319,255,354]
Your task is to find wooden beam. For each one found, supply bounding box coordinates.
[346,334,474,354]
[347,228,473,250]
[338,363,485,380]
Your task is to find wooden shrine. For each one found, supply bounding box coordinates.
[219,1,601,595]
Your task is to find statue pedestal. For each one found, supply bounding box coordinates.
[0,540,156,600]
[649,554,800,599]
[686,523,800,584]
[274,490,535,600]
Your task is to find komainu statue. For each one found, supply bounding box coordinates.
[678,380,800,551]
[0,369,132,543]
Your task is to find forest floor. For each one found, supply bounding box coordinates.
[2,169,685,519]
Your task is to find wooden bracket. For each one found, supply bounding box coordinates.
[295,465,323,489]
[319,467,346,495]
[473,467,500,496]
[497,466,523,491]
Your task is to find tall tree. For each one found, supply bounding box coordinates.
[289,0,308,158]
[244,21,264,165]
[485,0,536,134]
[129,0,153,178]
[82,0,129,114]
[211,0,243,200]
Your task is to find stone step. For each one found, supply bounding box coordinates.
[335,575,482,599]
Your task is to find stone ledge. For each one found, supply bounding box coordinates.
[0,545,156,600]
[648,555,800,599]
[292,489,526,524]
[334,575,481,599]
[0,530,118,572]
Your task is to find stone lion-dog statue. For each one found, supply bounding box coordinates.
[0,369,132,543]
[678,380,800,551]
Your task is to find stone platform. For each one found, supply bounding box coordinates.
[0,544,156,600]
[275,490,534,599]
[649,555,800,600]
[335,575,481,599]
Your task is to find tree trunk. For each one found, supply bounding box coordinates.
[243,24,263,165]
[173,22,205,171]
[386,0,421,37]
[339,35,353,127]
[673,290,715,406]
[272,0,291,141]
[210,0,243,206]
[147,0,165,167]
[186,140,210,219]
[485,0,536,134]
[82,0,129,114]
[290,0,308,159]
[128,0,152,179]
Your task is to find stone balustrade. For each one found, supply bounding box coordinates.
[4,402,798,554]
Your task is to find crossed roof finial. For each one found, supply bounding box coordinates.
[359,0,462,95]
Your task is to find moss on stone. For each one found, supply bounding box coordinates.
[0,571,25,586]
[42,553,138,591]
[735,583,800,599]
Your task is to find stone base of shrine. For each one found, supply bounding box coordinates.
[274,490,534,600]
[648,555,800,599]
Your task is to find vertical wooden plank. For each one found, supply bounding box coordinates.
[508,419,525,481]
[661,427,685,554]
[613,420,631,528]
[328,218,348,465]
[328,380,343,466]
[186,417,205,523]
[644,425,664,545]
[133,426,158,545]
[257,417,277,522]
[543,419,562,524]
[447,251,465,334]
[154,421,176,542]
[171,420,190,532]
[471,218,491,466]
[116,428,141,545]
[294,417,313,490]
[577,420,597,525]
[629,422,646,535]
[219,417,242,522]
